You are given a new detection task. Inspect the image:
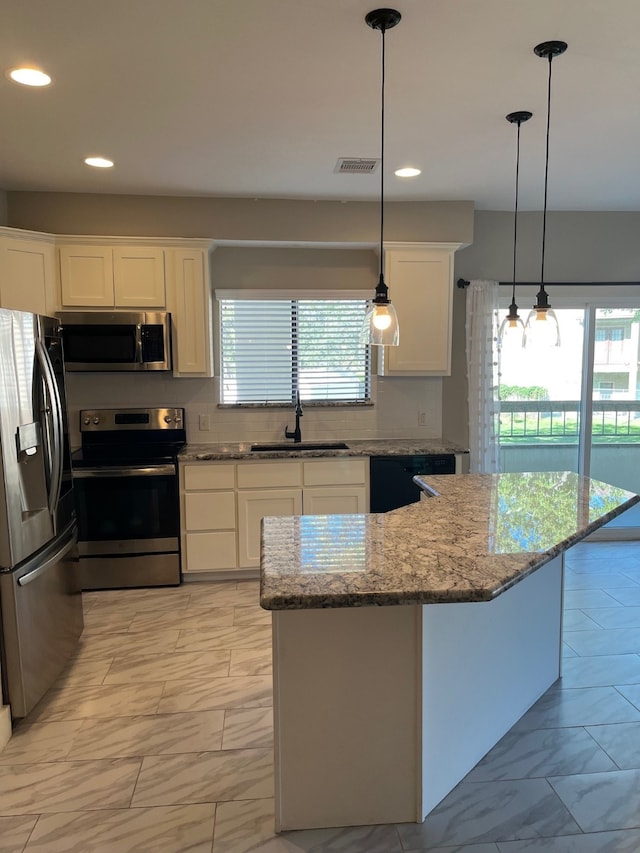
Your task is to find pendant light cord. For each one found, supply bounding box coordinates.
[379,23,386,283]
[540,52,554,291]
[512,118,522,303]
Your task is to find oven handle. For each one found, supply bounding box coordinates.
[73,464,176,478]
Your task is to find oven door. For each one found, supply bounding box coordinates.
[72,463,180,588]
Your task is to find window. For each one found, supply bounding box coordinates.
[219,299,371,404]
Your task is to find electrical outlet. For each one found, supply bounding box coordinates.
[418,411,427,426]
[199,414,210,431]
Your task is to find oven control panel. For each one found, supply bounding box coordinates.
[80,408,185,431]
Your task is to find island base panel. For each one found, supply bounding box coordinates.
[272,555,563,831]
[273,605,420,830]
[420,554,563,816]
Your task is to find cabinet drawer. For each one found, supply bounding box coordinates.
[303,486,367,515]
[303,458,367,486]
[184,491,235,530]
[184,463,235,491]
[237,461,302,489]
[185,531,236,571]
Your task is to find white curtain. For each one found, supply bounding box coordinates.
[466,280,501,473]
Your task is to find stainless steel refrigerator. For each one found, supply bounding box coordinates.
[0,309,83,719]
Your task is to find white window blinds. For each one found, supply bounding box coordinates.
[219,299,371,404]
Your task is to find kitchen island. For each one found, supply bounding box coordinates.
[260,472,639,831]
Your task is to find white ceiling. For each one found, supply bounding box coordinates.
[2,0,640,211]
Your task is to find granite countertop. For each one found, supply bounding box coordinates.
[260,471,639,611]
[179,438,468,462]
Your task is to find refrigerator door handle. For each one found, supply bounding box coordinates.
[17,532,76,587]
[36,338,63,519]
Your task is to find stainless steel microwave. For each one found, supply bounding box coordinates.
[58,311,172,372]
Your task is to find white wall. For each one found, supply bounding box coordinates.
[65,372,443,449]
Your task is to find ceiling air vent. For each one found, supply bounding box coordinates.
[334,157,379,174]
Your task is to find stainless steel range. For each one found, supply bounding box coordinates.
[71,407,185,589]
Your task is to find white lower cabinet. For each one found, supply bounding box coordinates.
[182,462,237,574]
[180,456,369,576]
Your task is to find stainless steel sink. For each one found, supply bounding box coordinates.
[250,442,350,452]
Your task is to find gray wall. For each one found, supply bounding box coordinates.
[444,210,640,449]
[456,210,640,283]
[0,192,7,226]
[6,192,474,245]
[210,246,378,292]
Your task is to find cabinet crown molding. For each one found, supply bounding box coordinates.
[1,226,214,250]
[54,234,214,249]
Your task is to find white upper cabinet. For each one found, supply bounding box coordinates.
[113,247,165,307]
[59,245,165,308]
[165,248,214,377]
[378,243,463,376]
[0,229,57,316]
[58,239,213,377]
[59,245,113,307]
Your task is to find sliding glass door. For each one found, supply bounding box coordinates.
[498,294,640,534]
[498,307,584,476]
[589,307,640,529]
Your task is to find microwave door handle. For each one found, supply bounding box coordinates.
[136,323,143,364]
[36,338,63,517]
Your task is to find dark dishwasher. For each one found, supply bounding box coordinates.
[369,454,455,512]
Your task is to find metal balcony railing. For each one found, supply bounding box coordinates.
[499,400,640,443]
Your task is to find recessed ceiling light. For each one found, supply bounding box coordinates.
[395,167,421,178]
[7,67,52,87]
[84,156,114,169]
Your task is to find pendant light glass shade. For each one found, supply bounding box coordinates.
[499,299,526,346]
[499,110,532,347]
[523,286,561,347]
[361,9,401,347]
[360,275,399,345]
[524,40,567,349]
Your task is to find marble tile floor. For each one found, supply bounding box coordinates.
[3,541,640,851]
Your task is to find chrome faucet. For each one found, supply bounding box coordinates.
[285,392,303,443]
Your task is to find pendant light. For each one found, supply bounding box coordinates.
[499,110,532,346]
[524,40,567,349]
[360,8,400,347]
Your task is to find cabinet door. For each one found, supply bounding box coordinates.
[113,247,165,307]
[304,486,368,515]
[379,245,458,376]
[59,246,114,307]
[237,489,302,568]
[0,237,55,315]
[167,249,213,376]
[184,491,235,531]
[185,531,237,572]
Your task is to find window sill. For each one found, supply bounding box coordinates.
[217,400,374,409]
